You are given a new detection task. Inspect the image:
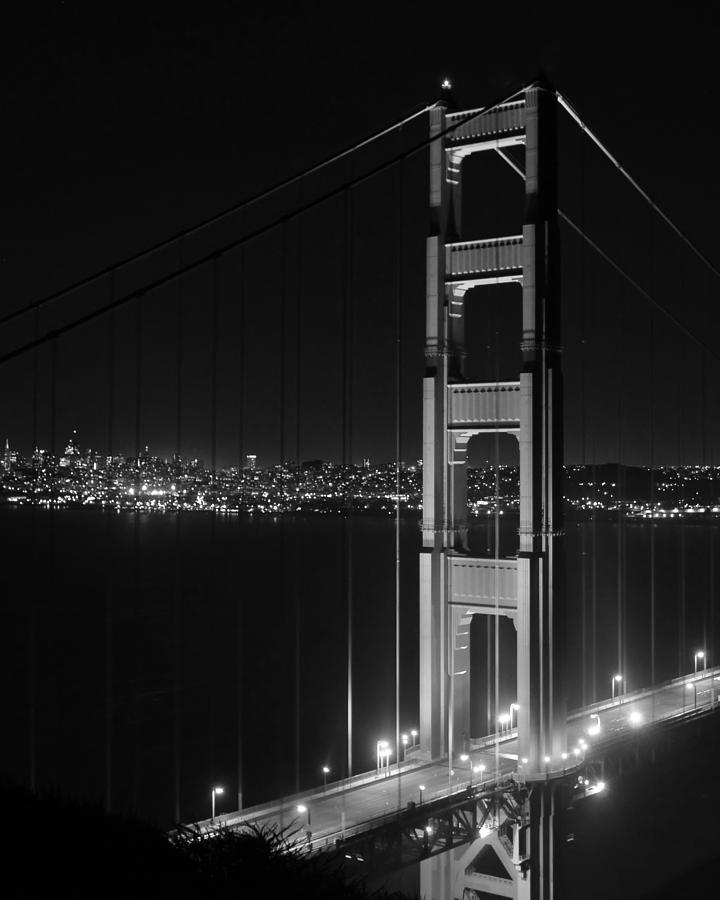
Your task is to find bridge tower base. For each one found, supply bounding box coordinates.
[419,781,563,900]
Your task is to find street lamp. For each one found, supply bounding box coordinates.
[419,784,426,804]
[378,744,392,775]
[687,681,697,709]
[510,703,519,729]
[474,763,486,783]
[376,740,388,775]
[411,729,418,747]
[694,650,706,675]
[322,765,330,791]
[296,804,312,842]
[401,734,409,761]
[611,674,623,700]
[498,712,510,734]
[587,713,601,736]
[211,786,224,823]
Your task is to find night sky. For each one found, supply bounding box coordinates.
[2,3,720,467]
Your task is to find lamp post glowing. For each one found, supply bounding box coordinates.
[211,786,224,823]
[411,729,418,747]
[297,803,311,843]
[694,650,706,675]
[475,763,486,783]
[401,733,409,762]
[687,681,697,709]
[611,673,623,700]
[377,743,392,776]
[588,713,601,736]
[509,703,519,730]
[498,712,510,734]
[419,784,426,805]
[322,765,330,791]
[376,740,388,775]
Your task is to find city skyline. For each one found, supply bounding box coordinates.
[4,429,720,521]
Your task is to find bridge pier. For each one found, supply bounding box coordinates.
[418,779,566,900]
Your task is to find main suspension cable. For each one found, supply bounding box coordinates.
[0,85,528,365]
[493,151,720,365]
[557,92,720,286]
[0,102,438,331]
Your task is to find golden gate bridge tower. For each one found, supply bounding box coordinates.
[419,80,566,898]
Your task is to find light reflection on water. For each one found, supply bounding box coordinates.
[0,507,716,827]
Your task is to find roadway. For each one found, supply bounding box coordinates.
[204,666,720,848]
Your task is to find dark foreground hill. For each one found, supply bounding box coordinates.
[0,783,412,899]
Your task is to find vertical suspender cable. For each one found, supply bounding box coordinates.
[650,312,656,689]
[493,296,501,779]
[707,269,715,668]
[28,306,41,791]
[32,307,40,451]
[104,290,116,814]
[341,186,355,779]
[485,322,493,732]
[678,306,686,676]
[210,256,220,491]
[294,218,303,792]
[616,284,624,682]
[579,133,588,707]
[175,245,183,765]
[590,258,598,703]
[295,220,302,499]
[276,220,299,795]
[649,215,656,695]
[236,246,245,811]
[135,296,143,470]
[46,334,58,794]
[395,159,404,808]
[132,293,144,812]
[173,244,183,824]
[50,337,57,468]
[710,272,716,667]
[208,255,221,788]
[709,355,716,672]
[701,348,708,654]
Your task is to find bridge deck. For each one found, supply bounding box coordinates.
[196,667,720,848]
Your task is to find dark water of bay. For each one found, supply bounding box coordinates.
[0,508,717,829]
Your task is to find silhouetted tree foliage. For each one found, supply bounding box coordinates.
[0,783,413,899]
[171,821,413,898]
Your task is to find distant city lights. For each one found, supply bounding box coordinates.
[3,441,720,521]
